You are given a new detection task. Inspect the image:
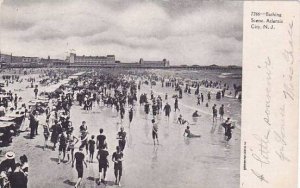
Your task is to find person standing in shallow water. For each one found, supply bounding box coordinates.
[72,147,88,188]
[80,129,89,155]
[212,104,218,123]
[43,124,50,150]
[97,143,109,185]
[50,120,62,150]
[219,104,224,121]
[58,131,67,164]
[29,110,37,139]
[163,102,171,121]
[152,102,157,118]
[207,92,211,101]
[120,104,125,123]
[174,97,180,112]
[112,146,123,187]
[97,128,106,150]
[222,118,235,144]
[128,106,133,127]
[151,119,159,145]
[197,95,201,105]
[88,135,96,163]
[117,127,127,151]
[66,129,79,163]
[144,102,150,119]
[34,86,38,99]
[79,121,89,154]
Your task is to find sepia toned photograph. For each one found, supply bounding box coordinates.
[0,1,243,188]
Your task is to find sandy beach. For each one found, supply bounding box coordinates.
[0,69,240,188]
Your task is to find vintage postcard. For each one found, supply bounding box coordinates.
[0,1,298,188]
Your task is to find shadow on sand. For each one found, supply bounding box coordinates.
[50,157,59,163]
[23,135,33,139]
[63,179,76,186]
[86,177,115,186]
[35,145,44,149]
[50,157,69,164]
[87,176,98,181]
[35,145,53,150]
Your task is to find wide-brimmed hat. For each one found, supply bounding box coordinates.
[5,151,15,159]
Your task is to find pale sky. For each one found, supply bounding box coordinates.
[0,0,243,66]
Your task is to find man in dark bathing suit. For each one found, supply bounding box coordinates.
[97,128,106,150]
[117,127,127,151]
[97,143,109,185]
[163,102,171,121]
[72,147,87,188]
[112,146,123,187]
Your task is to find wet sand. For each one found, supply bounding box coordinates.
[0,71,240,188]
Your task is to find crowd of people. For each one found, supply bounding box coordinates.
[0,68,240,187]
[0,152,28,188]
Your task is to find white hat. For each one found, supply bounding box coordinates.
[5,151,15,159]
